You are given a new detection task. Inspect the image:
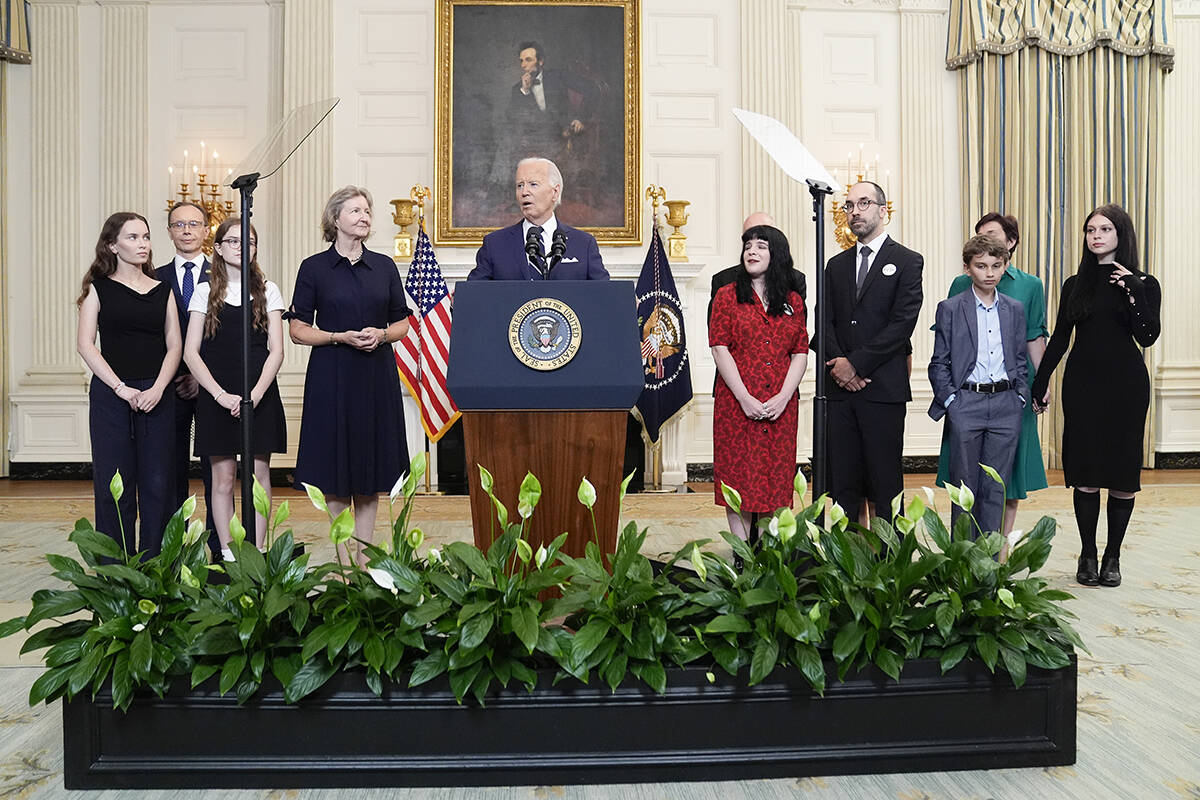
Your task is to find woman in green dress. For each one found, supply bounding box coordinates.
[935,213,1048,538]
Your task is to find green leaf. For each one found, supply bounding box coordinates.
[262,584,294,621]
[284,658,338,703]
[191,663,220,689]
[939,642,969,673]
[272,500,291,532]
[329,508,354,546]
[128,629,153,682]
[999,645,1027,687]
[793,642,826,694]
[363,635,386,673]
[602,651,628,692]
[997,587,1016,608]
[110,652,133,710]
[408,651,450,687]
[793,469,807,501]
[998,628,1028,651]
[571,619,612,662]
[67,527,126,562]
[29,664,74,706]
[301,482,329,515]
[252,475,270,521]
[831,622,865,663]
[511,604,539,654]
[976,634,999,671]
[24,590,88,627]
[444,542,492,581]
[515,537,533,564]
[874,647,903,682]
[459,612,495,651]
[749,638,779,685]
[635,661,666,694]
[619,470,636,506]
[934,602,955,638]
[94,563,159,595]
[742,587,781,607]
[219,653,247,695]
[229,514,247,546]
[705,614,751,634]
[67,645,106,696]
[478,465,494,495]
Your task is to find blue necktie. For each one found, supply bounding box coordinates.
[181,262,195,307]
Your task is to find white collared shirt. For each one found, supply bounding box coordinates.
[521,214,558,258]
[522,71,547,111]
[855,231,890,275]
[173,253,204,291]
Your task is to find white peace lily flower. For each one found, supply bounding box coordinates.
[958,482,975,512]
[183,519,204,546]
[921,486,937,506]
[768,516,780,538]
[389,473,407,504]
[534,544,548,569]
[427,547,441,563]
[132,622,145,632]
[366,568,399,595]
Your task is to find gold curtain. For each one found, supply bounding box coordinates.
[1,0,31,64]
[947,0,1174,469]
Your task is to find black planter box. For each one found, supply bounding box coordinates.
[62,656,1075,789]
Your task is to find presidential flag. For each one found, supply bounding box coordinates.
[632,225,692,444]
[395,226,460,441]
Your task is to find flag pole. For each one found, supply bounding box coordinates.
[412,188,442,496]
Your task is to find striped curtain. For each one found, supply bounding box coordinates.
[1,0,31,64]
[946,0,1174,469]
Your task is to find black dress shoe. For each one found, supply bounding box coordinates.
[1076,556,1100,586]
[1099,556,1122,587]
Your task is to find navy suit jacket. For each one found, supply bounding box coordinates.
[468,220,608,281]
[927,288,1027,421]
[156,257,209,376]
[820,236,923,403]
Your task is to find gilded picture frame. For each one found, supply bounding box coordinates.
[434,0,641,246]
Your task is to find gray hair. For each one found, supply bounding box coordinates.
[321,185,374,242]
[516,157,564,207]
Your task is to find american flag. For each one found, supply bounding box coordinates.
[395,226,460,441]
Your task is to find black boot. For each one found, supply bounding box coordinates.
[1076,556,1100,586]
[1099,556,1122,587]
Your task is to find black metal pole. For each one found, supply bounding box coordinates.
[807,179,833,508]
[232,172,260,542]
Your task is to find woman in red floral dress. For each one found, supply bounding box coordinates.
[710,225,809,559]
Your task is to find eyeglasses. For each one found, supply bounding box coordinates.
[168,220,206,230]
[219,238,256,249]
[840,198,885,213]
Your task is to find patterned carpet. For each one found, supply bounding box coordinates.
[1,483,1198,799]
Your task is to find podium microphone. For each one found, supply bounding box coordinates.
[525,228,548,278]
[548,229,568,272]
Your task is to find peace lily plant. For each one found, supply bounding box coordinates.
[0,455,1084,710]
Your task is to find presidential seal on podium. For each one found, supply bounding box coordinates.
[508,297,583,371]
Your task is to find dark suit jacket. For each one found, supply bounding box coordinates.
[507,69,590,156]
[467,221,608,281]
[708,264,806,322]
[927,289,1027,421]
[157,257,209,377]
[820,236,923,403]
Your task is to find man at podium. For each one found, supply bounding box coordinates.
[467,157,609,281]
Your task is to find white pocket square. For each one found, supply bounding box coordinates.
[560,256,579,263]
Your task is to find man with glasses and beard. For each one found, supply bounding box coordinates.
[819,181,923,525]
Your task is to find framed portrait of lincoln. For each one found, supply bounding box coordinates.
[434,0,641,246]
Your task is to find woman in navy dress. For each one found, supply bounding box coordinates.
[76,212,182,557]
[288,187,412,562]
[184,217,287,558]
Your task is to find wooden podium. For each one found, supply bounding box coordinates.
[447,281,643,558]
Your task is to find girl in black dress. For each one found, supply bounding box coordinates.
[1032,204,1161,588]
[76,212,182,557]
[183,218,287,557]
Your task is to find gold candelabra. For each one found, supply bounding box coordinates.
[829,146,895,251]
[645,185,690,260]
[392,184,431,261]
[164,142,236,255]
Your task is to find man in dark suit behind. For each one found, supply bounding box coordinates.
[506,41,589,164]
[821,181,923,521]
[157,201,216,557]
[708,212,806,323]
[468,157,608,281]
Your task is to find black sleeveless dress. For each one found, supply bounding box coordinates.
[194,302,287,457]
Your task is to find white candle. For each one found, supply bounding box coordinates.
[200,141,206,173]
[167,166,173,200]
[182,149,189,184]
[885,169,891,196]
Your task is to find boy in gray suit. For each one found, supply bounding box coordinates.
[928,235,1027,536]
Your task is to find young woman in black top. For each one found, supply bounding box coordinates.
[76,212,182,557]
